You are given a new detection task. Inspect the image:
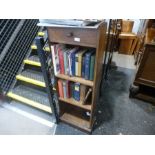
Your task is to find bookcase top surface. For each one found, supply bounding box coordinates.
[37,21,106,29]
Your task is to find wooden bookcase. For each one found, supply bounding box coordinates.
[46,21,107,133]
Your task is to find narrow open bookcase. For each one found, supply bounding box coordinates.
[47,21,107,133]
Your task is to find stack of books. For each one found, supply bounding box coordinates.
[51,44,96,81]
[58,79,92,104]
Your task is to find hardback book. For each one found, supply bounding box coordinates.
[78,50,86,77]
[71,49,77,76]
[70,82,74,98]
[80,84,87,103]
[89,54,95,80]
[66,80,71,98]
[51,44,65,75]
[75,50,86,77]
[58,46,65,74]
[81,54,86,78]
[85,50,95,80]
[58,80,64,98]
[65,49,70,75]
[63,49,68,75]
[74,82,80,101]
[62,80,67,99]
[68,47,79,76]
[51,44,60,75]
[75,53,79,76]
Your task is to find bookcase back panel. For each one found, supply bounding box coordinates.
[48,27,97,48]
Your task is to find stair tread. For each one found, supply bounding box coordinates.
[19,69,44,83]
[11,85,50,106]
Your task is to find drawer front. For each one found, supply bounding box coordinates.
[48,27,97,47]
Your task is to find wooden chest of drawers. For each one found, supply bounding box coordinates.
[134,43,155,88]
[130,43,155,103]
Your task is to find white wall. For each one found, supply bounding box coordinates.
[105,19,140,34]
[131,19,140,34]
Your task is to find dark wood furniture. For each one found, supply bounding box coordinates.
[47,21,107,133]
[130,43,155,103]
[134,19,155,65]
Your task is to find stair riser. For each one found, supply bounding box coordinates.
[15,80,46,93]
[24,63,42,71]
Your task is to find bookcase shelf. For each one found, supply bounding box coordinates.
[60,112,91,132]
[46,21,107,133]
[59,97,92,111]
[56,74,94,87]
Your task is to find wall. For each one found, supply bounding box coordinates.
[105,19,141,34]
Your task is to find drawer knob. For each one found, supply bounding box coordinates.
[67,32,73,37]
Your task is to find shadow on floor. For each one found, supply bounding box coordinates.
[94,66,134,128]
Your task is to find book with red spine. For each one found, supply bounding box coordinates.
[58,47,65,74]
[58,80,64,98]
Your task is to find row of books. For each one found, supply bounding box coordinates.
[51,44,96,81]
[58,79,92,104]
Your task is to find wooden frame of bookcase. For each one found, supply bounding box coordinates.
[47,21,107,133]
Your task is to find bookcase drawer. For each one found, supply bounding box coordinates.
[47,27,97,48]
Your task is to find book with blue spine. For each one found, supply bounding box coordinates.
[85,49,95,80]
[68,47,79,76]
[71,50,77,76]
[70,82,74,98]
[89,53,95,80]
[82,54,85,78]
[74,82,80,101]
[75,53,79,76]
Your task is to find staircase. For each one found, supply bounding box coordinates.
[7,31,53,114]
[0,19,39,93]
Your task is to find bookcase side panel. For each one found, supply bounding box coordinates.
[90,23,107,128]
